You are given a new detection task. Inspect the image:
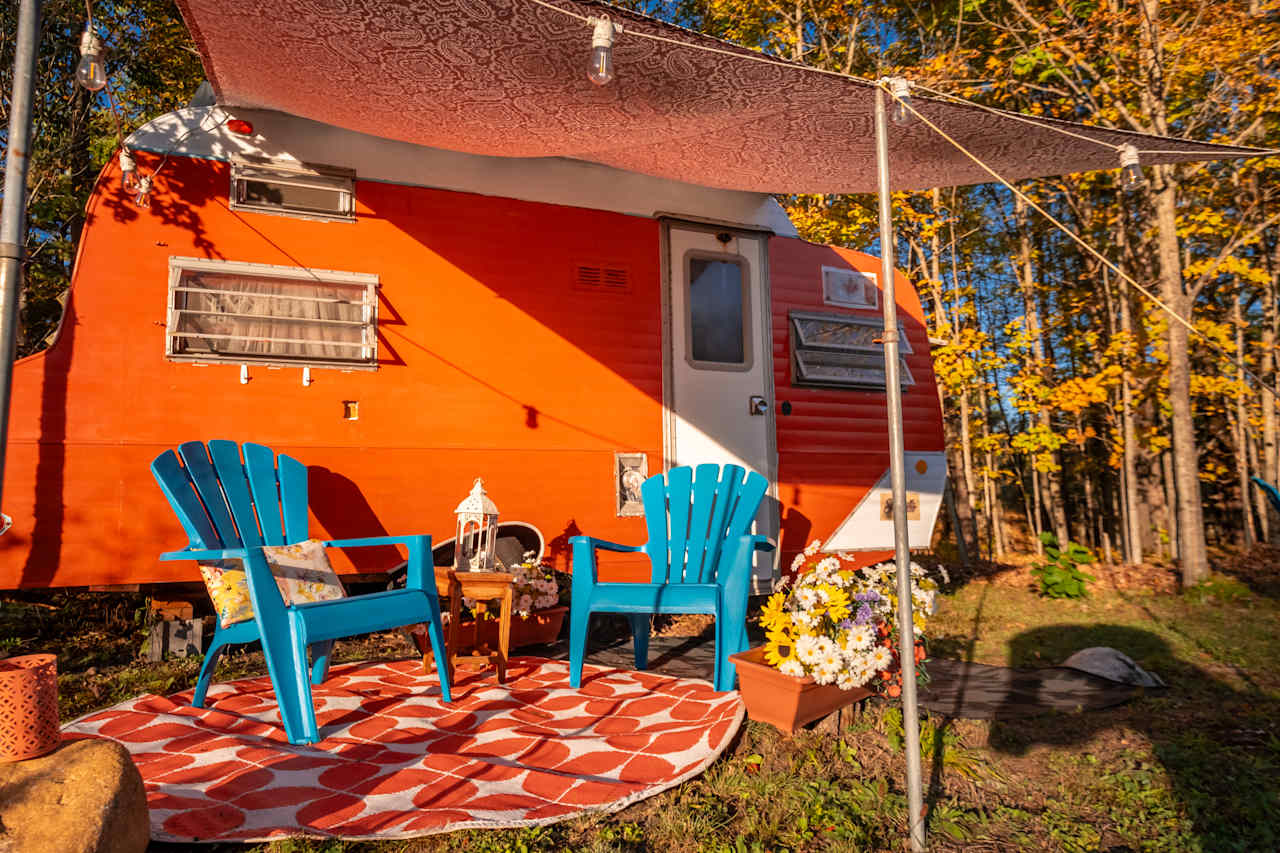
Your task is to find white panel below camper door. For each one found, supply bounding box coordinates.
[666,224,777,590]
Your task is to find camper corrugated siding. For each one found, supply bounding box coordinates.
[769,237,945,570]
[0,155,664,588]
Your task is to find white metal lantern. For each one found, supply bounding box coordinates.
[453,477,499,571]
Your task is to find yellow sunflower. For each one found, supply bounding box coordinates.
[759,591,792,632]
[819,584,852,622]
[763,628,796,667]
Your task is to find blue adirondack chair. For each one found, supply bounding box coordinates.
[568,463,774,692]
[1251,476,1280,516]
[151,440,451,745]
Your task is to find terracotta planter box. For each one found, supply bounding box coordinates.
[457,606,567,651]
[729,646,873,736]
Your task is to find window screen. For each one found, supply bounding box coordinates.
[687,256,749,368]
[166,258,378,369]
[790,311,914,390]
[231,162,355,221]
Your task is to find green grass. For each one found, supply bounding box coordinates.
[3,552,1279,852]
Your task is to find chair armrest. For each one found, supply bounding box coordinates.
[322,535,420,549]
[568,535,643,590]
[159,547,247,562]
[323,535,432,591]
[567,536,644,554]
[716,534,775,588]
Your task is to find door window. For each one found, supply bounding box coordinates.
[685,254,751,371]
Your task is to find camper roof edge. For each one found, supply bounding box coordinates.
[125,107,799,238]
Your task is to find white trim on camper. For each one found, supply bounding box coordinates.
[125,107,800,236]
[821,451,947,552]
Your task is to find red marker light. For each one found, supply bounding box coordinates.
[226,119,254,136]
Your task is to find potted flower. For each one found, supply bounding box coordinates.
[730,541,940,735]
[460,555,568,650]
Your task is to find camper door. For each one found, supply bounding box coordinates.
[663,221,778,591]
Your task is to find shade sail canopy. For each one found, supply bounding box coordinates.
[177,0,1268,194]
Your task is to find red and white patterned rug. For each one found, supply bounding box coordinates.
[62,657,743,843]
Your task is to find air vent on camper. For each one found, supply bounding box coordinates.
[574,263,631,293]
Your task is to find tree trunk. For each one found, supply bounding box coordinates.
[1015,194,1068,545]
[1031,463,1045,552]
[979,383,1007,559]
[1261,254,1279,542]
[1113,228,1145,564]
[1136,0,1206,583]
[1233,297,1256,547]
[1161,447,1179,561]
[1152,165,1208,584]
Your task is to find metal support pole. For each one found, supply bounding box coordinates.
[0,0,43,515]
[874,84,926,852]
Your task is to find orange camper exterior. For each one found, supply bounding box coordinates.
[0,107,944,591]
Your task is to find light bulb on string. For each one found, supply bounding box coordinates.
[119,149,140,193]
[887,77,913,126]
[587,16,623,86]
[133,175,152,209]
[76,27,108,92]
[1119,144,1145,191]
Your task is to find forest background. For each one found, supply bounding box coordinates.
[2,0,1279,587]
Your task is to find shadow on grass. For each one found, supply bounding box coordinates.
[980,625,1279,852]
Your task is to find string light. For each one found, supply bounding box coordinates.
[885,77,913,126]
[118,148,140,192]
[76,26,107,92]
[1119,144,1146,190]
[133,175,152,208]
[587,16,622,86]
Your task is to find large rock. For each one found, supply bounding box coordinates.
[0,738,148,853]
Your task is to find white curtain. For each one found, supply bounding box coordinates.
[178,271,365,362]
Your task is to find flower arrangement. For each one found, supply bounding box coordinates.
[463,553,561,620]
[759,541,943,695]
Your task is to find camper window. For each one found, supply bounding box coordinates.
[685,253,751,371]
[230,162,355,221]
[166,257,378,370]
[790,311,914,391]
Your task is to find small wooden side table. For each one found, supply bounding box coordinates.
[424,567,515,685]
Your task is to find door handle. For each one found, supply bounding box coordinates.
[749,395,769,416]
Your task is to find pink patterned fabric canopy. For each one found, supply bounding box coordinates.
[177,0,1266,193]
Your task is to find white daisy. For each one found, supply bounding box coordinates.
[795,634,823,665]
[846,625,874,650]
[779,658,805,677]
[868,646,893,670]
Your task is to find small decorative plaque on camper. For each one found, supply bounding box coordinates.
[880,491,922,521]
[616,452,648,517]
[821,266,878,309]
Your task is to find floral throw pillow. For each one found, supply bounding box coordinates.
[199,539,347,629]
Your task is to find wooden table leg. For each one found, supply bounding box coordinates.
[496,583,513,684]
[447,577,461,688]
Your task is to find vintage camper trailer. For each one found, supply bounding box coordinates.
[0,105,945,591]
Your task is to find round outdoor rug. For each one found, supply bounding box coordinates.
[62,657,743,842]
